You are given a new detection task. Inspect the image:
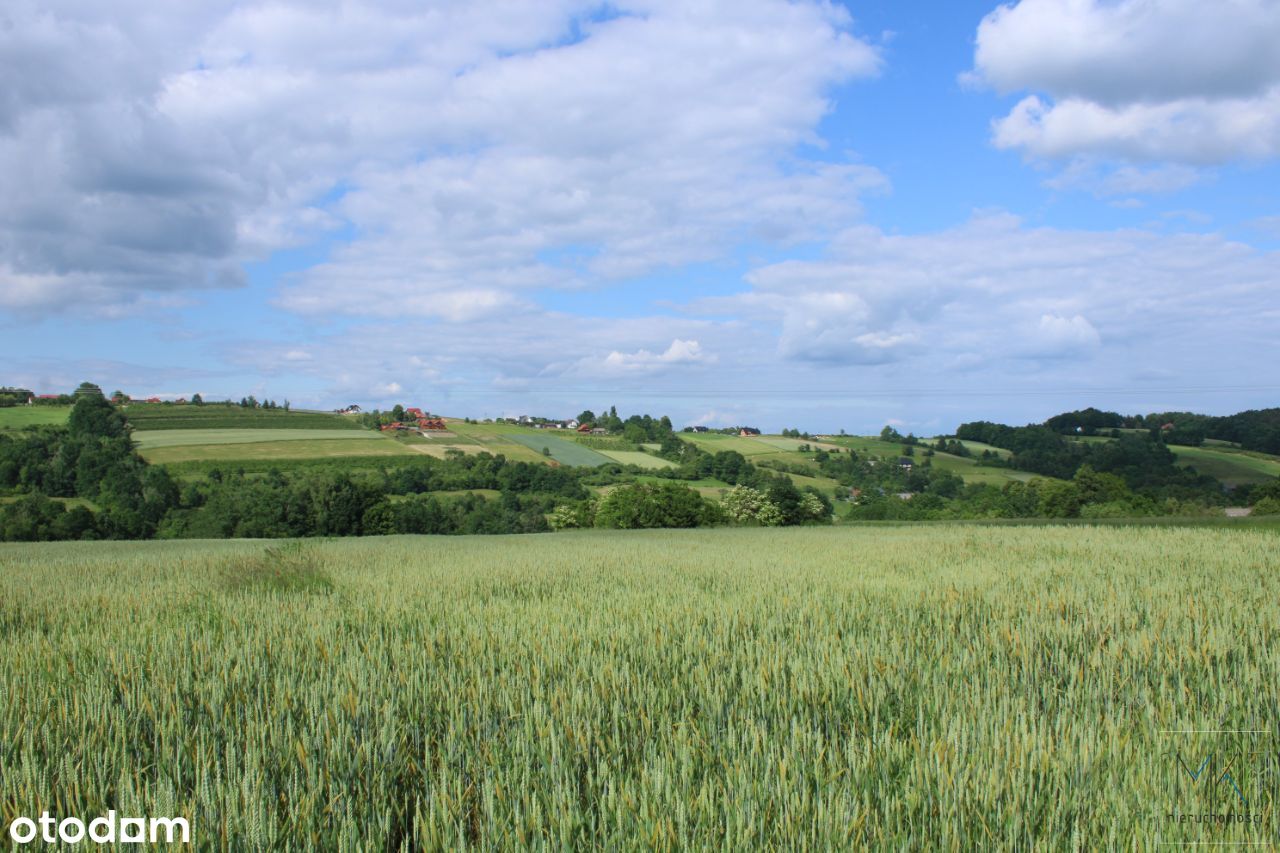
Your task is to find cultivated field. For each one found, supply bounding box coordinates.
[597,450,677,469]
[444,421,571,464]
[504,433,614,467]
[139,438,417,465]
[132,428,391,449]
[2,526,1276,848]
[124,404,363,431]
[682,433,780,456]
[0,406,71,430]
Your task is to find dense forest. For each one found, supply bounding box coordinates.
[1034,405,1280,454]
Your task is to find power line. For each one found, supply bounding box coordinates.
[424,385,1280,399]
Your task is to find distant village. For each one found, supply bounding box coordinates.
[3,385,767,438]
[333,403,766,439]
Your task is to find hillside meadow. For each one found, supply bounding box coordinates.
[0,407,71,430]
[2,525,1277,848]
[138,438,419,466]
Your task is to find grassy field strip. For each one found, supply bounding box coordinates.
[140,438,417,465]
[0,406,71,429]
[446,421,539,439]
[682,434,778,456]
[630,476,731,498]
[440,422,564,463]
[0,495,97,509]
[506,433,614,467]
[1172,445,1280,485]
[386,489,501,500]
[784,471,841,494]
[751,437,843,452]
[924,451,1039,484]
[2,526,1277,847]
[133,429,386,448]
[953,440,1013,458]
[1206,445,1280,462]
[407,431,482,445]
[827,436,917,456]
[826,435,1042,484]
[407,444,489,459]
[599,451,677,469]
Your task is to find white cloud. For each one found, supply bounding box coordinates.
[689,409,743,428]
[1033,313,1101,357]
[1045,161,1205,196]
[691,213,1279,381]
[992,91,1280,164]
[974,0,1280,104]
[972,0,1280,177]
[584,339,713,376]
[241,214,1278,425]
[0,0,882,317]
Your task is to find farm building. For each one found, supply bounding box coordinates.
[738,427,761,436]
[898,457,914,470]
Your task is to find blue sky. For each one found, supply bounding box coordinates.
[2,0,1278,433]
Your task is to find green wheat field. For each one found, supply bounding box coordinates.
[2,525,1277,848]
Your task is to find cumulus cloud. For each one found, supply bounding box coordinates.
[593,339,711,375]
[1032,313,1102,357]
[0,0,882,317]
[992,90,1280,165]
[223,311,729,408]
[971,0,1280,176]
[24,208,1280,429]
[692,213,1279,380]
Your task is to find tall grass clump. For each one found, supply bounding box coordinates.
[219,541,335,594]
[1,525,1277,848]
